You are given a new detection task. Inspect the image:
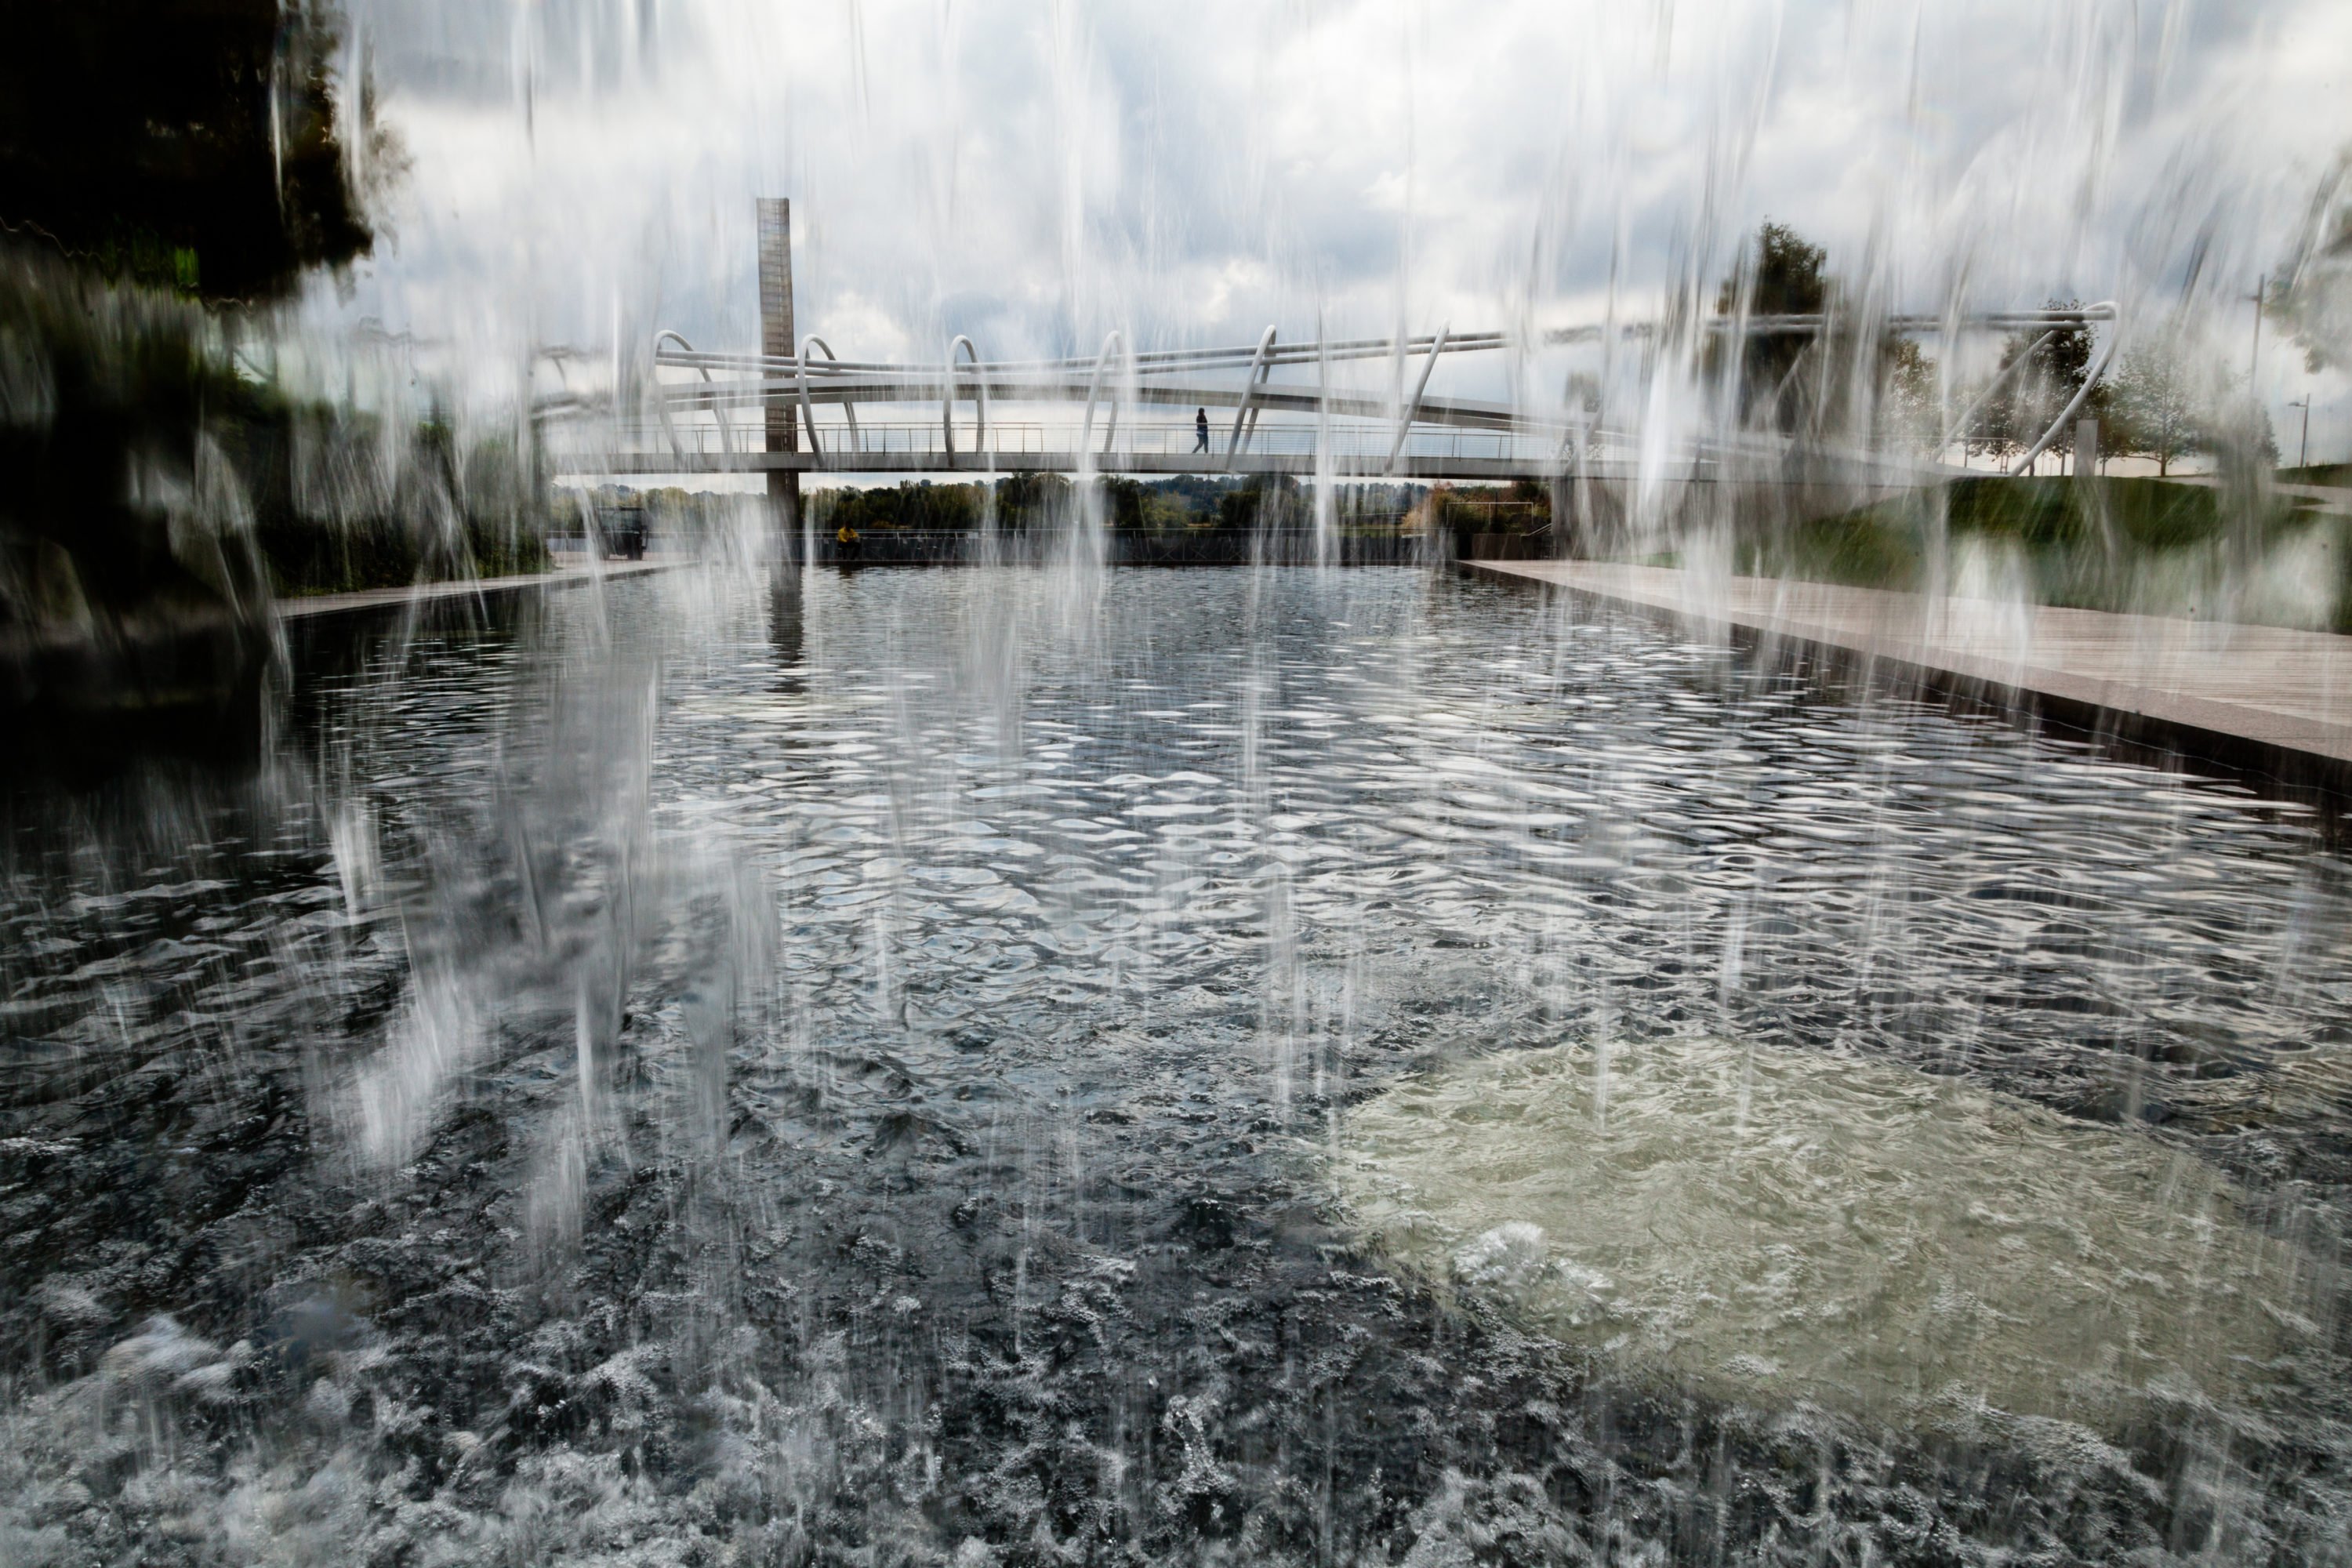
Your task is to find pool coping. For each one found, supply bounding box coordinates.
[275,557,692,622]
[1465,557,2352,803]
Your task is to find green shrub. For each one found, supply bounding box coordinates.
[1746,477,2350,632]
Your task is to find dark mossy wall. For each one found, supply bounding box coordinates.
[0,0,379,303]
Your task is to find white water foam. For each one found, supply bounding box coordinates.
[1336,1036,2316,1428]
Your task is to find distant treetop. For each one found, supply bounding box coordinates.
[2270,151,2352,373]
[1719,221,1828,318]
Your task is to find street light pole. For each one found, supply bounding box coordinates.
[2249,274,2265,385]
[2287,396,2310,470]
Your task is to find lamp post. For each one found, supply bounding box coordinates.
[2249,274,2265,385]
[2287,396,2310,471]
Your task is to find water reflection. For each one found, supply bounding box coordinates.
[768,565,804,679]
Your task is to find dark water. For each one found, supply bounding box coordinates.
[4,566,2350,1565]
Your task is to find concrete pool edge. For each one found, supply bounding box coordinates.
[275,557,694,623]
[1465,557,2352,804]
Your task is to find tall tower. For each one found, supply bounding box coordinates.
[757,198,800,532]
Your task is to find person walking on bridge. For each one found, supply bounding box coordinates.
[1193,407,1210,453]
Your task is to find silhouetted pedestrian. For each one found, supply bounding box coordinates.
[1193,408,1210,453]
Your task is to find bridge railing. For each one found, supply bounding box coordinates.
[605,417,1612,468]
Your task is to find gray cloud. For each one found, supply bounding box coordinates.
[323,0,2352,443]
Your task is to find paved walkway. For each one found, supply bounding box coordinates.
[2142,474,2352,516]
[1467,559,2352,782]
[277,557,687,622]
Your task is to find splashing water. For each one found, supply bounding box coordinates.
[1336,1035,2314,1428]
[2,5,2350,1562]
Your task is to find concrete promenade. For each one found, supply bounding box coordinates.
[1467,559,2352,790]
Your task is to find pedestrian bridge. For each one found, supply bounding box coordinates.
[545,199,2115,491]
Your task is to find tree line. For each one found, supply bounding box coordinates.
[804,476,1434,534]
[1715,221,2276,476]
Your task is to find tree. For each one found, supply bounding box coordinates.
[1875,336,1941,454]
[1712,221,1829,429]
[2270,151,2352,373]
[1969,302,2097,471]
[1726,222,1831,315]
[2103,339,2202,477]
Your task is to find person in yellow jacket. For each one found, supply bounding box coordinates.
[834,521,861,564]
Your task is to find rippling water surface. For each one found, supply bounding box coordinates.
[5,565,2351,1565]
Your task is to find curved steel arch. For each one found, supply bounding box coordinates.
[2005,303,2120,476]
[794,335,859,466]
[943,336,988,459]
[653,329,736,459]
[1385,323,1449,477]
[1939,329,2056,454]
[1079,331,1127,457]
[1223,326,1279,474]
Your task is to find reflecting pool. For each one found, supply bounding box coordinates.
[4,566,2349,1564]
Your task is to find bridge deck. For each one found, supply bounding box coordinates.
[1468,558,2352,790]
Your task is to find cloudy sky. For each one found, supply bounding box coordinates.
[325,0,2352,460]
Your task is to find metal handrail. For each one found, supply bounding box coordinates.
[593,416,1643,466]
[654,330,1508,382]
[652,310,2121,387]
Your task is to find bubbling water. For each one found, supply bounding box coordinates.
[1336,1035,2318,1429]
